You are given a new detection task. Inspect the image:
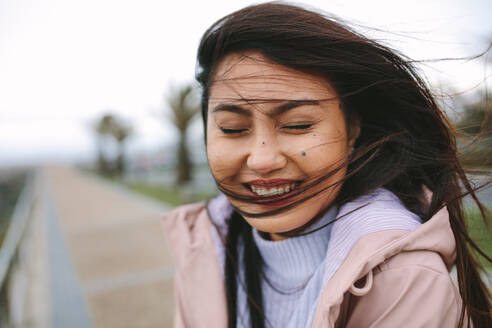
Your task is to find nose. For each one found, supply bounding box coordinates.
[246,133,287,175]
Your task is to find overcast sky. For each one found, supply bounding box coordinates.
[0,0,491,167]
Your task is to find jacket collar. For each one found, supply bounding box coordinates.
[206,187,455,292]
[206,188,427,281]
[164,188,455,327]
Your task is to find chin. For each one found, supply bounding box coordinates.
[243,208,314,234]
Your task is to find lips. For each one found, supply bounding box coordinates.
[244,179,301,200]
[250,183,296,196]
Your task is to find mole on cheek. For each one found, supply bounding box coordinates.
[301,151,306,156]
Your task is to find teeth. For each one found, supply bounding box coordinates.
[250,183,297,197]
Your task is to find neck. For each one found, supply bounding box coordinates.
[265,205,337,241]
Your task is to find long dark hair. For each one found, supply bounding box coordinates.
[196,2,491,327]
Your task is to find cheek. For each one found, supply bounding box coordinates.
[282,129,349,175]
[310,140,348,172]
[206,134,245,180]
[304,130,348,208]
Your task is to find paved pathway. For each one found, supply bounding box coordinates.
[37,166,174,327]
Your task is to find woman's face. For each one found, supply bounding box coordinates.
[207,52,358,240]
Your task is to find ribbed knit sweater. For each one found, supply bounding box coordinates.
[236,206,338,328]
[207,189,422,328]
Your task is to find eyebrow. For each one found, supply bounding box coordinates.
[212,99,320,117]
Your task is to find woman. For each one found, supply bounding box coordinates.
[163,2,491,327]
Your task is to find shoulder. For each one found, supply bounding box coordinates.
[161,202,209,242]
[162,201,207,232]
[162,193,232,243]
[162,202,229,327]
[371,249,457,296]
[376,248,450,275]
[161,202,211,266]
[314,188,460,327]
[343,250,461,327]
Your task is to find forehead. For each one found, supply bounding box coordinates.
[209,52,337,104]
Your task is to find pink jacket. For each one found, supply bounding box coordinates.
[162,190,462,327]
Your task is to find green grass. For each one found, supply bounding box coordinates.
[126,183,182,206]
[466,208,492,269]
[125,182,218,207]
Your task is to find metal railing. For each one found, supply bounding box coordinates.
[0,173,35,327]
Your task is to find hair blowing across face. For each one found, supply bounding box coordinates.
[196,2,491,327]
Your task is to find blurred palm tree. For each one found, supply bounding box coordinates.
[166,84,200,184]
[94,114,115,175]
[112,120,133,175]
[94,113,133,176]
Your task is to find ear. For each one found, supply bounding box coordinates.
[348,113,360,147]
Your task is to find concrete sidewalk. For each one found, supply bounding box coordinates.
[38,166,175,327]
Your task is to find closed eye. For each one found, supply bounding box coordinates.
[283,124,313,130]
[220,127,248,134]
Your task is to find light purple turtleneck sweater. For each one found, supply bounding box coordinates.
[208,188,422,328]
[236,206,338,328]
